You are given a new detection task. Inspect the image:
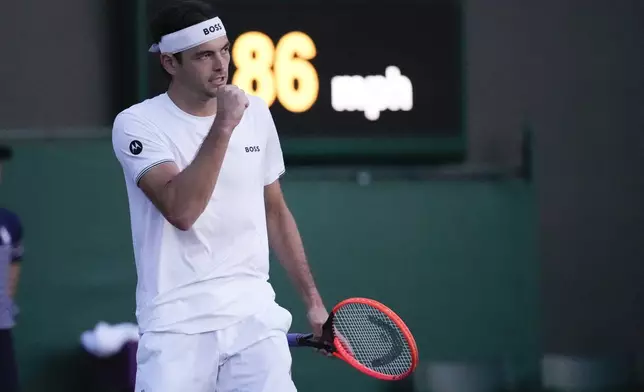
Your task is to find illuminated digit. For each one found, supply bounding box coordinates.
[231,32,276,106]
[231,31,319,113]
[274,32,319,113]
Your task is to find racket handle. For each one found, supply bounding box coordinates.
[287,332,335,352]
[287,333,313,347]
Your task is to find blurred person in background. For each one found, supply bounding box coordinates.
[0,145,24,392]
[111,1,328,391]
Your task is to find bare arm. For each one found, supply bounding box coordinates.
[138,128,231,230]
[131,86,249,231]
[8,263,19,298]
[265,180,324,309]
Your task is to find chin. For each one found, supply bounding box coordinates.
[202,85,217,97]
[204,82,224,95]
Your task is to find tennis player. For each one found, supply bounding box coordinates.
[0,145,24,392]
[111,1,328,391]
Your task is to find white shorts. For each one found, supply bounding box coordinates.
[134,301,296,392]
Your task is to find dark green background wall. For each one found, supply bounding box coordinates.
[1,140,538,391]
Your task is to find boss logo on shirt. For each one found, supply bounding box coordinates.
[203,23,223,35]
[245,146,260,153]
[130,140,143,155]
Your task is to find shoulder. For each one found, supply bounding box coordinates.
[242,94,281,144]
[112,94,168,136]
[244,94,277,137]
[111,96,174,155]
[245,94,272,118]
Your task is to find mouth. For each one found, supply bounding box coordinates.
[210,75,227,85]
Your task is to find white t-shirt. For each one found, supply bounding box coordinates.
[112,92,285,335]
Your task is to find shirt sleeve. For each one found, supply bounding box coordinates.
[259,101,286,185]
[112,112,175,184]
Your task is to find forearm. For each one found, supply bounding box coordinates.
[163,127,232,229]
[8,263,20,298]
[268,207,323,309]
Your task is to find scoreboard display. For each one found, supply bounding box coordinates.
[144,1,464,163]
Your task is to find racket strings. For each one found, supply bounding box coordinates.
[333,303,413,376]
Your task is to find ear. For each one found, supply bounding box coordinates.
[160,54,180,76]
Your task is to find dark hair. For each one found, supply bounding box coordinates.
[149,0,219,65]
[0,145,13,162]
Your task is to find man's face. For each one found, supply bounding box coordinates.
[163,36,231,98]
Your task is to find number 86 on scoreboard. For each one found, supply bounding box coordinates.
[232,31,319,113]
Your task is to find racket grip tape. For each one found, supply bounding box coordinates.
[287,333,313,347]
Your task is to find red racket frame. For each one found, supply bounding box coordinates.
[328,297,419,381]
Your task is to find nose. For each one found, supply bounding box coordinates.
[212,53,225,71]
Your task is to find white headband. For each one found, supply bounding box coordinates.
[149,17,227,54]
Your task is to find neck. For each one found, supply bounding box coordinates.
[166,82,217,117]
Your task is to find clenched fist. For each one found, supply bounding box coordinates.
[213,85,249,132]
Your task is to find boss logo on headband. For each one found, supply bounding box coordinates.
[203,23,223,35]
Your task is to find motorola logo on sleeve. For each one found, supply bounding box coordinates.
[130,140,143,155]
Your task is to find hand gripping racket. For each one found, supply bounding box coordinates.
[287,297,419,381]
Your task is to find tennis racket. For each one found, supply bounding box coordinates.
[287,297,418,381]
